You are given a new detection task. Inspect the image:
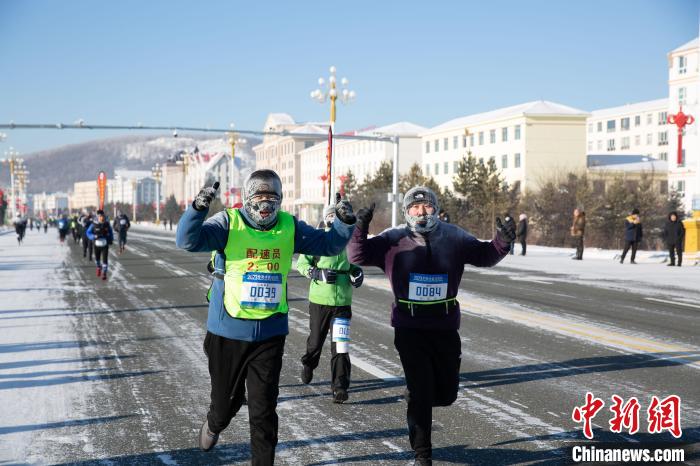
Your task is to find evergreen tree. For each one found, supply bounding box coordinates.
[163,195,183,224]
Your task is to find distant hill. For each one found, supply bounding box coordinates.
[1,134,260,194]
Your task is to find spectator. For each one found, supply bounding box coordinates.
[517,213,528,256]
[662,211,685,267]
[570,209,585,260]
[620,208,643,264]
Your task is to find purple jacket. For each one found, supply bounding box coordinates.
[347,221,509,330]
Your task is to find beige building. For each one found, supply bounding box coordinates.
[162,162,186,206]
[667,37,699,212]
[296,122,425,223]
[586,99,669,160]
[588,158,669,195]
[253,113,329,214]
[32,192,69,216]
[421,100,588,193]
[70,180,99,210]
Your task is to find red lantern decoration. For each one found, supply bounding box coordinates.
[667,106,695,165]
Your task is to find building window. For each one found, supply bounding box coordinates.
[588,124,593,133]
[607,139,615,151]
[678,87,686,105]
[453,136,458,149]
[425,141,430,154]
[514,153,521,168]
[621,117,630,131]
[587,141,593,151]
[597,140,603,151]
[634,135,640,146]
[678,55,687,74]
[479,132,484,145]
[453,161,459,172]
[646,113,652,125]
[434,139,439,152]
[515,125,521,140]
[679,149,686,167]
[607,120,616,132]
[658,112,667,125]
[659,152,667,161]
[425,164,430,175]
[597,121,602,132]
[502,127,508,142]
[444,162,449,174]
[621,137,630,150]
[501,154,508,168]
[462,135,467,148]
[646,133,652,145]
[634,115,641,127]
[434,163,439,175]
[441,138,447,150]
[658,131,668,146]
[469,134,474,146]
[489,129,496,144]
[677,180,685,193]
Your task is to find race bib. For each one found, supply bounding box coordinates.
[408,273,448,301]
[120,219,127,225]
[240,273,282,309]
[94,238,107,248]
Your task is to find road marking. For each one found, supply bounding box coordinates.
[547,411,560,418]
[153,259,189,277]
[644,297,700,310]
[508,276,553,285]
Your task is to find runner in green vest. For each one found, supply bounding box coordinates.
[296,204,364,403]
[176,170,356,464]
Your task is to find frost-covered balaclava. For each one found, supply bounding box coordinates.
[242,170,283,229]
[403,186,439,234]
[323,204,336,228]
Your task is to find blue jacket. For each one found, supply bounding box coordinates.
[623,215,643,242]
[176,206,355,342]
[86,222,114,244]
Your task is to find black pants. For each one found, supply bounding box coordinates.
[204,332,285,466]
[82,237,93,260]
[621,241,638,262]
[574,236,584,259]
[95,246,108,266]
[300,303,351,391]
[394,327,461,460]
[119,232,127,248]
[520,239,527,256]
[668,244,683,265]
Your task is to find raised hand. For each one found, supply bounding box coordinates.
[193,182,220,211]
[334,192,356,225]
[356,202,375,230]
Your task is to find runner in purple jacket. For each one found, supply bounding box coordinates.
[347,186,515,465]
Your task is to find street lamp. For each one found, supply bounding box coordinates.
[1,147,23,219]
[227,123,247,205]
[152,163,162,224]
[310,66,356,201]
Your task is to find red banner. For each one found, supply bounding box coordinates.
[97,171,107,210]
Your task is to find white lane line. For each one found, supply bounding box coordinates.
[645,297,700,310]
[547,411,560,418]
[508,276,553,285]
[153,259,189,277]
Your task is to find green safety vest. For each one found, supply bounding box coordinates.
[223,209,294,319]
[297,247,354,306]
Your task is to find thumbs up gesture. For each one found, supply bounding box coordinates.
[334,192,356,225]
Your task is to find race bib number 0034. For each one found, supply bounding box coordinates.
[408,273,448,301]
[241,272,283,309]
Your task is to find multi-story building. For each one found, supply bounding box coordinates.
[586,99,669,160]
[667,37,699,211]
[421,100,588,192]
[296,122,425,223]
[70,180,99,210]
[32,192,69,216]
[107,170,157,205]
[587,156,668,196]
[161,161,186,207]
[253,113,329,214]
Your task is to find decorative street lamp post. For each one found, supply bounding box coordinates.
[310,66,356,202]
[152,163,162,224]
[667,105,695,166]
[227,123,247,206]
[1,147,23,219]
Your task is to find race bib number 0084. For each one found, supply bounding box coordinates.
[241,272,283,309]
[408,273,448,301]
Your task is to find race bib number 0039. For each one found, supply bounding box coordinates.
[241,272,283,309]
[408,273,448,301]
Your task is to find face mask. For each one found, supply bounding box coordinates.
[244,198,281,227]
[405,205,438,233]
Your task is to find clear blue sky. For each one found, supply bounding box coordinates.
[1,0,698,155]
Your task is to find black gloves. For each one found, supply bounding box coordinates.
[356,202,375,231]
[349,267,364,288]
[495,217,517,243]
[334,192,356,225]
[309,267,337,284]
[193,182,220,211]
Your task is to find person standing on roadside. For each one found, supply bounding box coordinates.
[662,211,685,267]
[570,208,586,260]
[348,186,514,466]
[176,170,356,464]
[516,213,528,256]
[620,208,643,264]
